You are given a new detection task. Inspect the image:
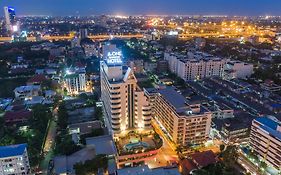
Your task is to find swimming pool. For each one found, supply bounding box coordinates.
[124,141,149,151]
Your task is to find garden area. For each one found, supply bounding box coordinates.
[0,104,52,167]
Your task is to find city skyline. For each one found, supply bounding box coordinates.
[0,1,280,174]
[0,0,281,16]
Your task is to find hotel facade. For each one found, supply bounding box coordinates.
[100,48,151,134]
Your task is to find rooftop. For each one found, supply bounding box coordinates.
[4,110,32,124]
[255,117,281,140]
[158,87,188,112]
[86,135,117,155]
[14,85,40,93]
[256,117,279,131]
[191,150,217,168]
[0,143,27,158]
[117,165,181,175]
[68,121,102,135]
[27,74,47,84]
[54,147,96,175]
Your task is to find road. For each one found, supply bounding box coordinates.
[151,119,177,151]
[43,108,58,153]
[40,108,58,174]
[238,152,261,175]
[146,139,178,169]
[0,34,144,42]
[145,119,178,169]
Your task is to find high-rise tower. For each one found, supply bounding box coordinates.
[100,45,151,134]
[4,6,19,33]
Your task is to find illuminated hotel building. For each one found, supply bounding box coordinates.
[250,117,281,171]
[100,48,151,134]
[146,87,212,146]
[4,6,19,33]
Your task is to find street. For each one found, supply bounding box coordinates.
[39,108,58,174]
[238,152,261,175]
[145,119,178,169]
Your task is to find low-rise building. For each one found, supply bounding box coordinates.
[225,61,254,79]
[127,59,144,74]
[117,165,180,175]
[261,80,281,92]
[0,144,30,175]
[53,147,96,175]
[156,60,169,73]
[26,74,48,85]
[14,85,41,100]
[4,110,32,124]
[213,112,253,144]
[82,43,99,58]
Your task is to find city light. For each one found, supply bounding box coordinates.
[0,2,281,175]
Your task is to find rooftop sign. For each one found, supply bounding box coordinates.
[107,51,122,64]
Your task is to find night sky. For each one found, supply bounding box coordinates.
[0,0,280,16]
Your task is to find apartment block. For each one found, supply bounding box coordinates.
[0,144,30,175]
[150,87,212,146]
[250,117,281,171]
[164,52,227,81]
[64,67,86,95]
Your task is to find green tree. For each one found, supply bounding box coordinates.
[55,134,81,155]
[221,145,238,168]
[95,107,103,121]
[57,102,68,130]
[220,144,225,152]
[74,154,108,175]
[260,161,267,170]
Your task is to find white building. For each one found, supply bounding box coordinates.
[164,52,227,81]
[3,6,19,33]
[250,117,281,171]
[64,68,86,95]
[14,85,41,100]
[83,43,99,58]
[225,61,253,79]
[0,144,30,175]
[101,48,151,134]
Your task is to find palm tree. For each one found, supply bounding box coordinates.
[176,146,183,155]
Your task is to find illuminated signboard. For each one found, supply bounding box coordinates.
[107,51,122,64]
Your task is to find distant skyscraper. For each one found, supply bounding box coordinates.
[79,28,88,39]
[4,6,19,33]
